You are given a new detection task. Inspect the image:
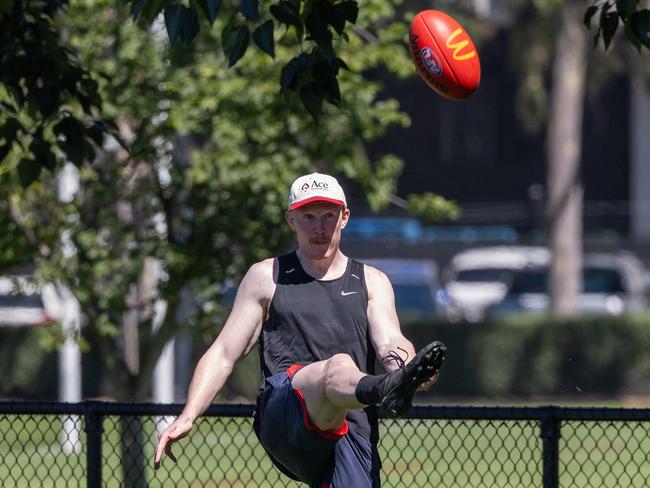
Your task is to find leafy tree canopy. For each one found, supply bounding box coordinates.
[0,0,437,400]
[1,0,648,185]
[585,0,650,52]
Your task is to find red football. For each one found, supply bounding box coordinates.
[409,10,481,100]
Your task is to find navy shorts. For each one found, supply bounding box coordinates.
[253,365,381,488]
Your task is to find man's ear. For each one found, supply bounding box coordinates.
[285,210,295,231]
[340,208,350,229]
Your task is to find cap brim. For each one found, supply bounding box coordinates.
[289,196,346,210]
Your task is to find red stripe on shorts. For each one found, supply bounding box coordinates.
[286,364,303,378]
[286,364,349,440]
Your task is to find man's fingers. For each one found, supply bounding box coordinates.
[417,372,440,391]
[154,421,191,469]
[154,429,177,468]
[153,433,168,469]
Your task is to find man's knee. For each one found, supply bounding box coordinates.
[326,353,355,374]
[325,354,355,388]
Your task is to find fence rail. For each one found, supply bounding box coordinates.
[1,402,649,487]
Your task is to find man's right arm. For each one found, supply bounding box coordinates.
[154,259,274,468]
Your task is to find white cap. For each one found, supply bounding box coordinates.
[288,172,347,210]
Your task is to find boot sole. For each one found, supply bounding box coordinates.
[380,341,446,418]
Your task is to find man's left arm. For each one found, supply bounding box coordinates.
[365,265,438,387]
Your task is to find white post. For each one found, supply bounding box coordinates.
[57,284,82,454]
[150,259,175,431]
[630,76,650,241]
[56,162,82,454]
[152,298,174,403]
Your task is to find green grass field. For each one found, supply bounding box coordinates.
[0,412,648,487]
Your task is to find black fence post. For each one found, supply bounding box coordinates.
[85,403,104,488]
[540,408,561,488]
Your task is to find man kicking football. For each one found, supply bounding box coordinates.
[154,172,446,487]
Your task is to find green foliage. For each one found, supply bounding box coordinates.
[164,4,200,45]
[252,20,275,57]
[0,206,31,270]
[0,0,413,400]
[197,0,222,24]
[127,0,366,117]
[403,314,650,399]
[407,193,460,224]
[585,0,650,52]
[506,0,640,135]
[0,0,413,187]
[0,0,114,187]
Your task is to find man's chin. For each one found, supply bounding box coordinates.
[304,245,334,260]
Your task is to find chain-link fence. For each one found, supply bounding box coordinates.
[0,402,648,488]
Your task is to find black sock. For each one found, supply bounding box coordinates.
[355,374,390,405]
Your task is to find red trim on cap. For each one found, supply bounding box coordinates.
[289,196,346,211]
[286,364,349,440]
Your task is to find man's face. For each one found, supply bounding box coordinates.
[286,202,350,260]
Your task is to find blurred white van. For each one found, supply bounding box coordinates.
[440,246,550,321]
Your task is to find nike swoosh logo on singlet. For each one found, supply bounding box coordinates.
[341,291,358,296]
[351,274,360,280]
[285,268,296,274]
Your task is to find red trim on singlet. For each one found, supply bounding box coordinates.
[285,364,349,441]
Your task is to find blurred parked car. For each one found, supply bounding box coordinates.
[362,258,441,321]
[0,275,57,327]
[440,246,550,321]
[486,252,648,316]
[343,217,424,243]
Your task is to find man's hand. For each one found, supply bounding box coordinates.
[153,416,194,469]
[417,372,439,392]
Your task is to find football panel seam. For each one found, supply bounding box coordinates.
[420,13,460,88]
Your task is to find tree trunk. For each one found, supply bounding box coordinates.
[546,0,587,316]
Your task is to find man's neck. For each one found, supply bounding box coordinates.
[296,248,347,280]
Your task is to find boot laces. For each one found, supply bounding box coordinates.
[381,346,409,369]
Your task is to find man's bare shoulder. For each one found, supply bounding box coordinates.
[363,263,389,282]
[363,263,392,299]
[242,258,277,300]
[248,257,275,276]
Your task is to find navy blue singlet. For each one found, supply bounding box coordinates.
[259,251,379,444]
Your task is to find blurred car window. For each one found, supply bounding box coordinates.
[583,268,625,294]
[508,268,547,294]
[362,258,440,320]
[455,268,515,283]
